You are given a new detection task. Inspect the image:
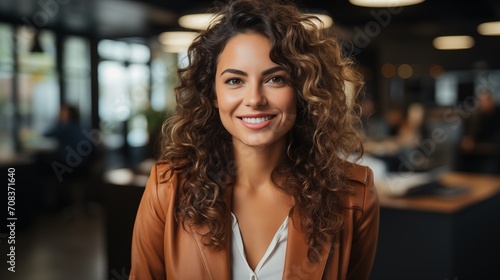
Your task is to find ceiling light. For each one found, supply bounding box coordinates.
[30,32,44,53]
[349,0,424,7]
[477,21,500,36]
[397,64,413,79]
[159,31,198,53]
[178,13,221,30]
[307,14,333,29]
[381,63,396,78]
[429,64,444,78]
[432,35,475,50]
[179,12,333,30]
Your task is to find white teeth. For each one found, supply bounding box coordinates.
[241,116,272,124]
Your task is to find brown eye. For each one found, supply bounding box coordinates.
[225,78,242,85]
[266,76,285,84]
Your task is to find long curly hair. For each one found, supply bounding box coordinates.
[160,0,364,262]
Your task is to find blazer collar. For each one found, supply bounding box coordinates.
[190,186,331,280]
[189,186,233,280]
[282,209,331,279]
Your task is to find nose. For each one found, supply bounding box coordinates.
[243,82,267,108]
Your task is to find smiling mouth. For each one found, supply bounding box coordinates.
[239,116,275,124]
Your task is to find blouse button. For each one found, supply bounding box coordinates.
[251,275,256,280]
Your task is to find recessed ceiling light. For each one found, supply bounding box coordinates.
[306,14,333,29]
[397,64,413,79]
[349,0,424,7]
[179,12,333,30]
[477,21,500,36]
[159,31,198,53]
[178,13,221,30]
[432,35,475,50]
[381,63,396,78]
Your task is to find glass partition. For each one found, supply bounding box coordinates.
[64,36,91,129]
[0,23,14,158]
[16,27,59,151]
[98,40,151,151]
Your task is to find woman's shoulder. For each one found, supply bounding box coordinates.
[149,159,187,182]
[345,163,372,186]
[143,160,181,202]
[344,163,378,212]
[153,160,174,183]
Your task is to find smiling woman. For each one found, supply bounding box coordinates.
[130,0,379,279]
[215,33,297,149]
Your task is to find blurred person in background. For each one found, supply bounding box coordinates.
[396,103,425,148]
[44,104,93,215]
[458,89,500,174]
[45,105,85,164]
[364,102,427,172]
[360,95,387,141]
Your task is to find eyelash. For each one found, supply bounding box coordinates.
[223,75,286,85]
[224,78,242,85]
[266,75,285,84]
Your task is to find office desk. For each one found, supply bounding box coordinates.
[371,172,500,280]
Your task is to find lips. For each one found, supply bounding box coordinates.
[237,114,276,129]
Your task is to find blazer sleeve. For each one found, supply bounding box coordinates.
[347,167,380,280]
[129,164,168,280]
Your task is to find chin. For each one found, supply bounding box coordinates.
[237,134,283,147]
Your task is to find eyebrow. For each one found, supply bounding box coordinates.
[220,66,285,77]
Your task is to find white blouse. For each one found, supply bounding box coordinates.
[231,212,289,280]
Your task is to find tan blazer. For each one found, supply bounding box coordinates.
[130,161,379,280]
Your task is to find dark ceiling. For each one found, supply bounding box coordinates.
[1,0,499,38]
[1,0,499,69]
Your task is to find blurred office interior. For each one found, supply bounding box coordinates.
[0,0,500,279]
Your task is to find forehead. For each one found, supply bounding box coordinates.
[216,32,274,70]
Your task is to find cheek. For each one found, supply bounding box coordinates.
[215,93,240,113]
[214,83,221,108]
[280,92,297,116]
[275,93,297,128]
[215,95,230,113]
[214,88,231,112]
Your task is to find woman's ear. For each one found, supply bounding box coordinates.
[213,99,219,108]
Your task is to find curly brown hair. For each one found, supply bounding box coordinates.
[160,0,364,262]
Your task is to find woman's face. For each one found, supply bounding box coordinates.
[214,32,296,149]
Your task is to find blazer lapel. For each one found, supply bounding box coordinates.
[282,209,331,280]
[190,186,233,280]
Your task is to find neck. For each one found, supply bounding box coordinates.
[232,138,286,190]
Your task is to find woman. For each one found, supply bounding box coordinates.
[130,0,379,279]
